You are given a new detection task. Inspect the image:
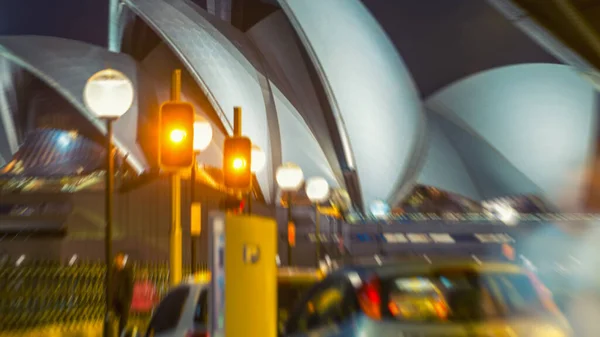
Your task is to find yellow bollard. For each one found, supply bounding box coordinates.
[224,215,277,337]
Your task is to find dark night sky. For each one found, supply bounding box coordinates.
[0,0,109,46]
[0,0,558,97]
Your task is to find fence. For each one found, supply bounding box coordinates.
[0,261,207,332]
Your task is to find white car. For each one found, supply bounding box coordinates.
[145,282,210,337]
[143,268,321,337]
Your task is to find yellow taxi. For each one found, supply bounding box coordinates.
[282,259,572,337]
[277,267,324,333]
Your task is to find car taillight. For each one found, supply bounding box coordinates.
[433,300,448,319]
[388,301,400,316]
[358,277,382,320]
[527,271,561,315]
[186,330,209,337]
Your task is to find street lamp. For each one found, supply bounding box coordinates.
[251,144,266,173]
[190,116,213,273]
[83,68,134,337]
[305,177,329,265]
[193,116,213,152]
[276,163,304,265]
[246,144,266,214]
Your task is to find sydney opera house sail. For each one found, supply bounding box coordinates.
[0,35,154,173]
[0,0,599,214]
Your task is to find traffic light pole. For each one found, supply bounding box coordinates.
[247,190,252,214]
[170,69,183,286]
[170,172,183,285]
[103,118,115,337]
[190,153,200,274]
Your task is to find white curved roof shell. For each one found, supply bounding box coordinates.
[2,4,597,213]
[0,57,19,165]
[0,36,149,172]
[121,0,343,201]
[423,64,598,208]
[247,11,344,185]
[123,0,277,200]
[278,0,425,208]
[271,85,338,187]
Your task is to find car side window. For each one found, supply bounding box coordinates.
[146,286,190,336]
[194,288,209,325]
[287,277,352,334]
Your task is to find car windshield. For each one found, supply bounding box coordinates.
[194,289,208,325]
[193,280,315,328]
[382,270,548,323]
[278,280,315,313]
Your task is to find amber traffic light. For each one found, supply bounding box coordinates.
[223,136,252,190]
[159,101,195,171]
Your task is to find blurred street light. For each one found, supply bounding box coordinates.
[276,163,304,265]
[306,177,330,203]
[190,116,213,273]
[251,144,266,173]
[193,116,213,152]
[306,177,330,265]
[276,162,304,191]
[84,69,134,119]
[83,68,134,337]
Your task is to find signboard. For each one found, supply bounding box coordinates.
[190,203,202,235]
[208,211,225,335]
[224,215,277,337]
[243,244,261,264]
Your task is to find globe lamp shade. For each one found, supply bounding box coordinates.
[251,144,266,173]
[83,69,134,119]
[193,117,213,151]
[305,177,330,203]
[276,162,304,191]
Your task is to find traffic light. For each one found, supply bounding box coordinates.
[223,136,252,190]
[158,101,195,171]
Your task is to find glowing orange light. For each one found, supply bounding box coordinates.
[169,129,187,143]
[434,301,448,319]
[388,302,400,316]
[288,222,296,247]
[232,157,246,170]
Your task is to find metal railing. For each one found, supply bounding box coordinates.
[0,261,207,332]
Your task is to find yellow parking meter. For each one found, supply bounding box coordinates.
[225,214,277,337]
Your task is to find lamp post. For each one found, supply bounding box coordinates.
[190,116,212,273]
[305,177,330,266]
[83,68,134,337]
[248,144,266,214]
[276,163,304,265]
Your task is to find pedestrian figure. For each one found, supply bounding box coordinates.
[111,253,134,336]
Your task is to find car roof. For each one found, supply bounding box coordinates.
[183,267,322,286]
[330,259,524,280]
[278,267,320,275]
